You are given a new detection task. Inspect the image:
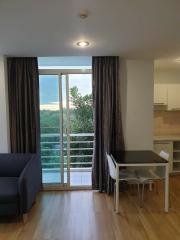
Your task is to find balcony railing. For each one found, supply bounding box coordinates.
[40,130,94,170]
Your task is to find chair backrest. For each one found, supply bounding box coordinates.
[155,150,169,178]
[159,150,169,161]
[106,153,116,180]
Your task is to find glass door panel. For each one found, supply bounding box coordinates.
[39,73,93,188]
[68,74,93,186]
[61,74,70,184]
[39,75,63,185]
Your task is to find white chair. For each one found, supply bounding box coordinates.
[106,153,141,209]
[153,150,169,178]
[135,150,169,206]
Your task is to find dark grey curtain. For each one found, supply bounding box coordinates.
[92,56,124,192]
[7,57,40,153]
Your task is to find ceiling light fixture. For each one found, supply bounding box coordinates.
[79,10,88,19]
[77,41,89,47]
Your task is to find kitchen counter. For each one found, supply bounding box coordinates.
[154,135,180,141]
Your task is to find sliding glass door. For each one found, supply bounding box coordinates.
[39,74,69,187]
[39,72,93,189]
[68,74,93,186]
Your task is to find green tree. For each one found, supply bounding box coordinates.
[40,110,59,133]
[40,86,94,168]
[70,86,93,133]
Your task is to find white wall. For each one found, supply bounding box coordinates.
[120,60,154,150]
[0,57,155,153]
[0,56,9,152]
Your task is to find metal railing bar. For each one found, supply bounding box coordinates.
[42,162,92,165]
[41,133,94,137]
[41,141,94,144]
[41,148,93,151]
[70,141,94,143]
[42,155,93,158]
[40,133,94,169]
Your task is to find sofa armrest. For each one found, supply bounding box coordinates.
[18,154,42,213]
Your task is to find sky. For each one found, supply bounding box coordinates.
[39,74,92,110]
[38,56,92,69]
[38,57,92,110]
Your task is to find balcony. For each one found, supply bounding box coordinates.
[41,131,94,186]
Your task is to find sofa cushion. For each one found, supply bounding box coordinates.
[0,154,31,177]
[0,177,19,203]
[0,203,19,216]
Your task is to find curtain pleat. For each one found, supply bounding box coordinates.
[7,57,40,153]
[92,56,124,192]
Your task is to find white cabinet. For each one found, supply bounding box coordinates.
[154,140,173,172]
[154,84,168,105]
[167,84,180,110]
[154,84,180,111]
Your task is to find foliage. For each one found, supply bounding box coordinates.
[40,110,59,133]
[70,86,93,133]
[40,87,93,169]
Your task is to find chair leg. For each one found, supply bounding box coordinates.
[169,192,171,208]
[22,213,28,223]
[137,183,141,206]
[129,184,133,195]
[132,184,134,194]
[155,181,159,194]
[107,174,110,195]
[114,182,116,211]
[140,183,145,208]
[149,180,153,191]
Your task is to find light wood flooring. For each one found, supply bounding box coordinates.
[1,176,180,240]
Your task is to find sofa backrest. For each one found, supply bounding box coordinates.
[0,154,32,177]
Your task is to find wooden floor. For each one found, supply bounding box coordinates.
[1,176,180,240]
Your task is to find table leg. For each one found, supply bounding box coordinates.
[149,181,153,191]
[165,164,169,212]
[115,165,119,213]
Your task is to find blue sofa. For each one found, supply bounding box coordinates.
[0,154,41,217]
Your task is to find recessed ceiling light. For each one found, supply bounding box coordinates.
[77,41,89,47]
[79,10,88,19]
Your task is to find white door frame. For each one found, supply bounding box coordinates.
[40,69,92,190]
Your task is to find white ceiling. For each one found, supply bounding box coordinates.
[0,0,180,59]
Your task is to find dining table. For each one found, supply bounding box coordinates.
[111,150,169,213]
